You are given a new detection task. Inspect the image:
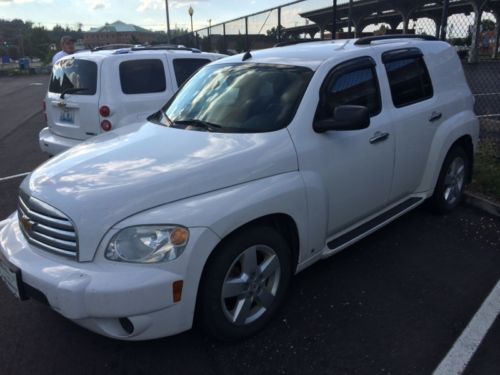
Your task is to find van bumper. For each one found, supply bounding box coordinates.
[39,127,82,155]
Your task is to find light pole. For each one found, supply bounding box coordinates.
[165,0,171,44]
[189,5,194,34]
[189,5,194,48]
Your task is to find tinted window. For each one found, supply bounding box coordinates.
[173,58,211,87]
[385,57,433,107]
[49,59,97,95]
[160,63,313,133]
[120,59,166,94]
[316,66,381,121]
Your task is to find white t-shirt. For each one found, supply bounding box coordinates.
[52,51,68,65]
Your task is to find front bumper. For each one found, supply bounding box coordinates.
[39,127,82,156]
[0,214,220,340]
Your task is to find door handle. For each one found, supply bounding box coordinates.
[369,131,390,144]
[429,111,442,122]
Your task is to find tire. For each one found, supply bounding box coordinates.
[429,145,470,214]
[196,225,292,341]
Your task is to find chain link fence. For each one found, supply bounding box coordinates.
[173,0,500,150]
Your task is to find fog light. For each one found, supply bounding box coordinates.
[119,317,134,334]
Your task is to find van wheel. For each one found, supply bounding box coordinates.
[197,226,291,341]
[430,145,470,214]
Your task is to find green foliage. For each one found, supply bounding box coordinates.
[482,19,495,32]
[129,35,140,44]
[470,140,500,202]
[0,19,82,60]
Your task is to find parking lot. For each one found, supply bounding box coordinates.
[0,74,499,375]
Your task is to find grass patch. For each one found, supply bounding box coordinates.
[469,141,500,203]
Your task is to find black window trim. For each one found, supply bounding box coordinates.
[382,48,434,108]
[317,56,383,119]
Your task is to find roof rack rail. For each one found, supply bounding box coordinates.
[92,44,134,51]
[354,34,438,46]
[274,39,326,47]
[131,45,201,53]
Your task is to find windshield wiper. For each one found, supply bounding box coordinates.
[173,119,222,132]
[60,87,90,99]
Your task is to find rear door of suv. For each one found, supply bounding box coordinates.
[101,53,175,130]
[380,47,440,201]
[46,57,101,140]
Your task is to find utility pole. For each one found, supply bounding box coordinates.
[165,0,171,44]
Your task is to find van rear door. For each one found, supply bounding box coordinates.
[46,58,100,140]
[100,55,176,130]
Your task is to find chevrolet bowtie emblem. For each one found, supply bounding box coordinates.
[20,215,35,232]
[57,101,66,108]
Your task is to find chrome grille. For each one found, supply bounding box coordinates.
[18,193,78,258]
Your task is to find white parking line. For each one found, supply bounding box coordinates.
[473,92,500,96]
[0,172,30,182]
[433,280,500,375]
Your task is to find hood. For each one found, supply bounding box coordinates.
[21,122,298,261]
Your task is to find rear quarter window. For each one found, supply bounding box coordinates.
[173,58,211,87]
[384,55,433,108]
[119,59,166,94]
[49,59,97,95]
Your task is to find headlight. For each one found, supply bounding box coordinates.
[105,226,189,263]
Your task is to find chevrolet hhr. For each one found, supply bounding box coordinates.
[0,36,479,340]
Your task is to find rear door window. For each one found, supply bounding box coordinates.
[172,58,211,87]
[119,59,166,94]
[49,59,97,95]
[383,49,433,107]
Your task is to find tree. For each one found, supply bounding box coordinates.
[482,19,495,32]
[266,25,285,40]
[374,24,389,36]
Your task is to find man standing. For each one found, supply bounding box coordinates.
[52,36,76,64]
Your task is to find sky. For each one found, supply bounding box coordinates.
[0,0,301,31]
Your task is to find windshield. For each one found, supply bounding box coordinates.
[49,58,97,95]
[159,63,313,133]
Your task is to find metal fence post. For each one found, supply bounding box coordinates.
[493,11,500,59]
[440,0,450,40]
[223,23,227,53]
[332,0,337,40]
[245,16,249,50]
[278,7,282,42]
[348,0,353,36]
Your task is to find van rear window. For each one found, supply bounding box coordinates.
[49,59,97,95]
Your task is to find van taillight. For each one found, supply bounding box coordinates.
[101,120,112,131]
[99,106,111,117]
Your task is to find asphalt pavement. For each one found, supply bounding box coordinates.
[0,74,499,375]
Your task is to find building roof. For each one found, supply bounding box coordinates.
[88,21,150,34]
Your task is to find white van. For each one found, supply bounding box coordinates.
[40,47,225,155]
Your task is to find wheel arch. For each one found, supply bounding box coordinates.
[198,213,300,289]
[193,212,300,333]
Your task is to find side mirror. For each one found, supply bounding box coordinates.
[313,105,370,133]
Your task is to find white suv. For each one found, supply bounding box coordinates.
[1,36,479,341]
[40,47,225,155]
